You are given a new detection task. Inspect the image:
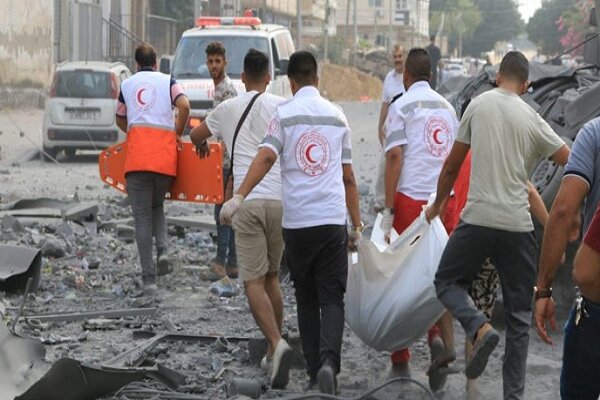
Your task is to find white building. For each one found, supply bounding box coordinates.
[335,0,429,49]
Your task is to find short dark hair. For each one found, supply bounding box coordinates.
[205,41,226,58]
[405,48,431,82]
[244,49,269,82]
[287,51,318,86]
[135,42,156,67]
[429,35,436,42]
[498,51,529,83]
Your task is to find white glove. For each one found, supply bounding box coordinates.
[348,230,363,252]
[380,208,394,243]
[220,194,244,225]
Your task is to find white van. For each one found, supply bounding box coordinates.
[167,16,295,132]
[42,61,131,160]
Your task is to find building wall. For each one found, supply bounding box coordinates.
[0,0,54,87]
[335,0,429,48]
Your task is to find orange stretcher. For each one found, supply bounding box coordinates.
[98,141,224,204]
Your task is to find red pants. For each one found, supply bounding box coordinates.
[393,191,458,235]
[390,192,458,365]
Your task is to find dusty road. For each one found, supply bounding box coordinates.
[0,105,570,399]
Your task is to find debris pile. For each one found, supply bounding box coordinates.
[0,194,401,400]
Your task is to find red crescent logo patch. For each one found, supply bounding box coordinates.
[295,132,331,176]
[133,83,156,111]
[424,117,452,157]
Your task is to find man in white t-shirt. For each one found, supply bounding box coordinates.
[374,44,405,211]
[190,49,292,389]
[219,51,363,395]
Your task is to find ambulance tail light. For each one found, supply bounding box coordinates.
[196,16,261,27]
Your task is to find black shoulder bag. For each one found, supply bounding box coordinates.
[224,91,263,201]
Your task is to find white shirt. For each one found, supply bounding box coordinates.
[385,81,459,200]
[206,90,284,201]
[259,86,353,229]
[382,70,405,103]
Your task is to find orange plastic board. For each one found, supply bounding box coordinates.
[98,141,224,204]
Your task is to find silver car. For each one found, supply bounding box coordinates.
[42,61,131,160]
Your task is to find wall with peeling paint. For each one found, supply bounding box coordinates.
[0,0,54,88]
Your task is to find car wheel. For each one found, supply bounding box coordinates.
[64,148,76,158]
[42,146,59,162]
[529,136,573,211]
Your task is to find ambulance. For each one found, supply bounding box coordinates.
[167,15,295,133]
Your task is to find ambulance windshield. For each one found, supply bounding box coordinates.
[172,36,270,80]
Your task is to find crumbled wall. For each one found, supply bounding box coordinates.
[0,0,54,88]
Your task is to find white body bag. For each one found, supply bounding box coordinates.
[345,213,448,352]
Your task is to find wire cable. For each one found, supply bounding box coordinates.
[545,33,599,65]
[280,377,436,400]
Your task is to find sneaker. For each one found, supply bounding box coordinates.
[157,253,171,276]
[270,339,293,389]
[317,360,336,395]
[261,355,272,372]
[143,283,158,297]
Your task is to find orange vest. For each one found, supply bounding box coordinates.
[120,70,177,176]
[124,125,177,176]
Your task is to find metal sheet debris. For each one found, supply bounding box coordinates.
[0,245,42,294]
[15,357,185,400]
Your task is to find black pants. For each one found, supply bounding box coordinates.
[434,221,537,400]
[283,224,348,379]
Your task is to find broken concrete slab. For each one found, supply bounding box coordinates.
[100,214,217,233]
[0,244,42,294]
[0,198,98,234]
[23,307,158,323]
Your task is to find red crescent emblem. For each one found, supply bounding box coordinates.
[136,88,147,106]
[433,128,443,145]
[305,144,317,163]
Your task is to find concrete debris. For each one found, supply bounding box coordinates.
[23,307,158,323]
[1,214,24,233]
[40,237,67,258]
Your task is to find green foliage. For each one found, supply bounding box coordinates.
[463,0,525,55]
[429,0,481,54]
[526,0,576,54]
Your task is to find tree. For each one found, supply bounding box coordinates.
[463,0,525,55]
[557,0,594,54]
[527,0,576,54]
[429,0,481,56]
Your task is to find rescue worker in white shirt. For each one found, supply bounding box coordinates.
[374,45,406,211]
[115,43,190,296]
[190,49,292,389]
[219,51,363,395]
[381,48,459,384]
